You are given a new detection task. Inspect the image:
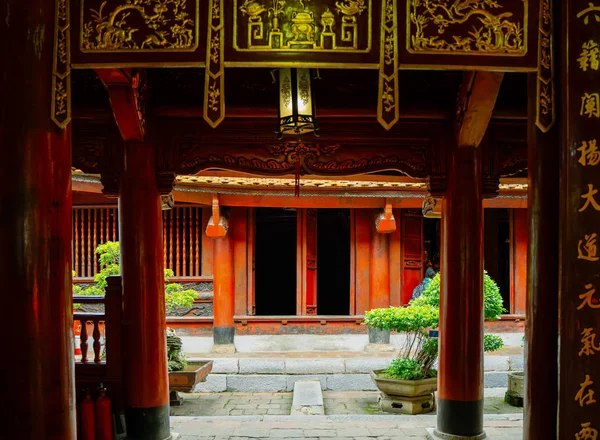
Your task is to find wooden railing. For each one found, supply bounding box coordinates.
[73,275,124,409]
[73,207,119,278]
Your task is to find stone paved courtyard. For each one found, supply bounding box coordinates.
[171,390,523,417]
[170,414,524,439]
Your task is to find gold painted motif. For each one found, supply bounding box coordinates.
[578,233,599,262]
[204,0,225,128]
[578,3,600,25]
[52,0,71,129]
[576,422,599,440]
[575,375,597,407]
[579,140,600,166]
[580,184,600,212]
[536,0,555,133]
[407,0,528,56]
[80,0,199,52]
[377,0,398,130]
[234,0,372,52]
[580,328,600,356]
[578,284,600,310]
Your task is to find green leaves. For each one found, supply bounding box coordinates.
[384,357,436,380]
[483,334,504,352]
[363,305,439,332]
[409,271,507,321]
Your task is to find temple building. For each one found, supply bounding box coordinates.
[1,0,596,439]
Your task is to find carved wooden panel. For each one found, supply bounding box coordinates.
[225,0,379,66]
[399,0,539,71]
[70,0,208,66]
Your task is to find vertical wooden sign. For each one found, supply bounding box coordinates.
[559,0,600,437]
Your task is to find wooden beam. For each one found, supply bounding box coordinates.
[456,71,504,148]
[96,68,145,142]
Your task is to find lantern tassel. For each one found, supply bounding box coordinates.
[295,160,301,197]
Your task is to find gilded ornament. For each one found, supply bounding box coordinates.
[81,0,197,52]
[377,0,398,130]
[408,0,527,55]
[204,0,225,128]
[234,0,371,52]
[536,0,555,133]
[52,0,71,129]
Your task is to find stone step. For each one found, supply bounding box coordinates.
[291,380,324,415]
[193,371,513,393]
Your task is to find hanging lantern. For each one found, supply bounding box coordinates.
[276,68,319,139]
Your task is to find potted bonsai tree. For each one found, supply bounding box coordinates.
[365,304,439,415]
[365,271,507,415]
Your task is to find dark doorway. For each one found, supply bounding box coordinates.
[317,209,351,315]
[254,208,297,315]
[423,218,441,272]
[484,209,511,311]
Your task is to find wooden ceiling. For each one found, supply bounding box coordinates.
[72,68,528,120]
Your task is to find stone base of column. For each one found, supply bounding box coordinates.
[364,343,396,352]
[426,428,487,440]
[125,404,171,440]
[212,343,236,354]
[435,398,485,439]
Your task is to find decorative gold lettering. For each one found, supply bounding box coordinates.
[578,2,600,25]
[578,284,600,310]
[578,233,600,261]
[579,40,600,71]
[581,93,600,118]
[575,375,597,407]
[578,140,600,166]
[576,422,599,440]
[579,328,600,357]
[580,184,600,212]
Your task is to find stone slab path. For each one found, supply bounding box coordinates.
[170,414,524,439]
[171,390,522,417]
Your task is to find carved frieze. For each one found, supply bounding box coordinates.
[204,0,225,127]
[178,141,428,177]
[233,0,372,52]
[536,0,555,132]
[80,0,199,51]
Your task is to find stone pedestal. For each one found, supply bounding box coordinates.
[379,392,435,415]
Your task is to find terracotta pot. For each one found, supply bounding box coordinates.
[370,369,437,396]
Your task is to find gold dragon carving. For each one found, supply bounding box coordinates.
[408,0,527,55]
[52,0,71,129]
[81,0,198,51]
[234,0,371,52]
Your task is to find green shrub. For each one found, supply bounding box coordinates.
[410,271,506,320]
[384,357,436,380]
[363,305,439,333]
[483,334,504,352]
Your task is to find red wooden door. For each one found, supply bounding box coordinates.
[400,209,424,305]
[305,209,318,315]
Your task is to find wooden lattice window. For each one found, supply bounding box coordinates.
[73,207,119,278]
[72,205,204,279]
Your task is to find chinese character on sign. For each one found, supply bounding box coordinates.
[580,184,600,212]
[578,233,600,261]
[575,375,597,407]
[578,2,600,25]
[578,284,600,310]
[581,93,600,118]
[576,422,598,440]
[579,40,600,71]
[578,140,600,166]
[579,328,600,356]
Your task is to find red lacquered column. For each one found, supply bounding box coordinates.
[436,146,485,438]
[370,215,391,309]
[119,141,170,439]
[0,1,76,438]
[213,227,235,347]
